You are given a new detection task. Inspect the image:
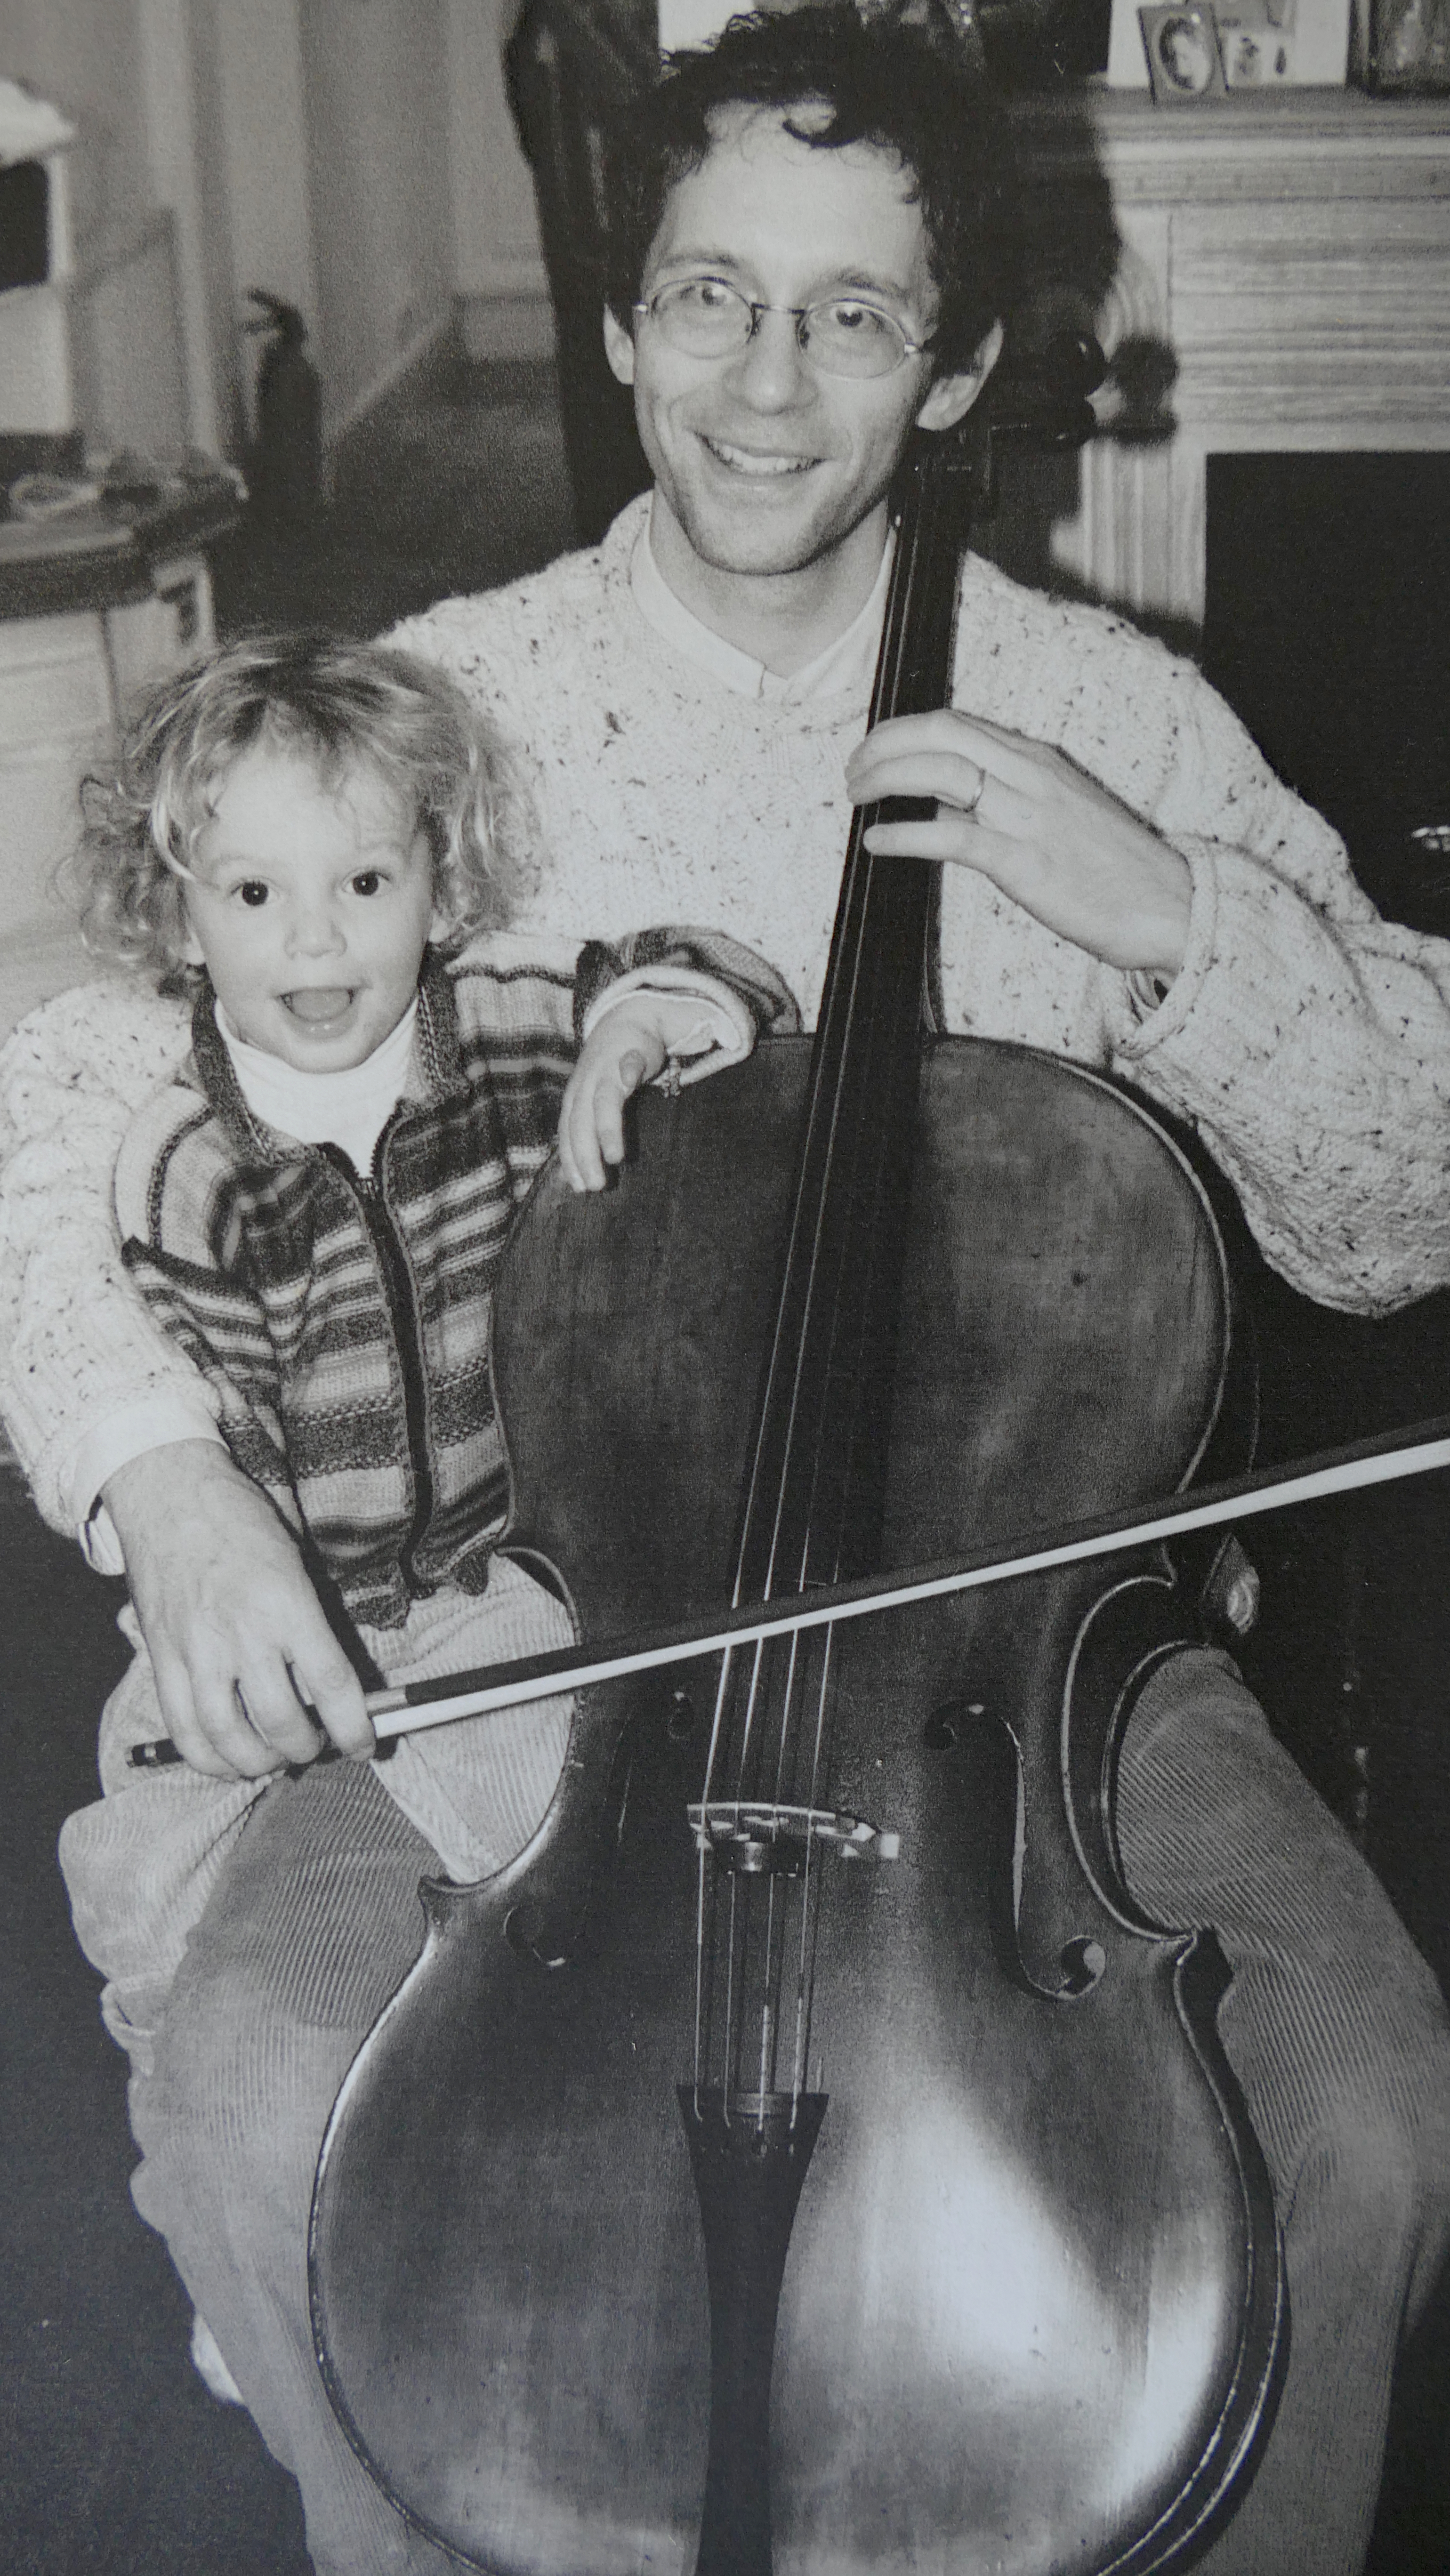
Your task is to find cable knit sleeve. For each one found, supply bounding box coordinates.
[954,568,1450,1317]
[0,980,216,1532]
[1094,658,1450,1314]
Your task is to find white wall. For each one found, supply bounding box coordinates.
[142,0,234,451]
[445,0,553,360]
[211,0,320,440]
[297,0,457,437]
[2,0,559,456]
[1,0,153,250]
[0,0,231,450]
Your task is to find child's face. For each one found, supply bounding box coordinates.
[180,743,444,1073]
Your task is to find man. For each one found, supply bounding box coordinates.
[3,11,1449,2572]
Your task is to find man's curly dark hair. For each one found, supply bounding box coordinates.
[603,6,1024,376]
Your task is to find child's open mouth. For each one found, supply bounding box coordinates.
[282,988,355,1026]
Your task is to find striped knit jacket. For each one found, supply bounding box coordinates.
[114,941,579,1631]
[113,928,797,1629]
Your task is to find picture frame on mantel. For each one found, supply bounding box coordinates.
[1369,0,1450,88]
[1140,1,1231,95]
[1108,0,1353,81]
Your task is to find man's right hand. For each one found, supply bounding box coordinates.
[102,1441,375,1779]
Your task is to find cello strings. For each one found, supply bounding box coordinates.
[769,1625,805,1811]
[726,964,847,1602]
[738,846,881,1605]
[757,1625,807,2105]
[697,770,928,2109]
[692,1638,746,2105]
[729,475,930,1608]
[789,1619,839,2112]
[711,833,910,2104]
[691,1612,849,2115]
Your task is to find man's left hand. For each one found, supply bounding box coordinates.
[845,710,1192,981]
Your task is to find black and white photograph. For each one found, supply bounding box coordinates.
[2,5,1449,2575]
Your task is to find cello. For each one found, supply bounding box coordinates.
[309,368,1286,2575]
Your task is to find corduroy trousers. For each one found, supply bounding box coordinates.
[113,1646,1450,2576]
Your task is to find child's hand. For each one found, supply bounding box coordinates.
[558,999,669,1192]
[557,985,756,1191]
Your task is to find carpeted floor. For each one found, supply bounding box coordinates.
[213,342,583,640]
[3,341,1449,2572]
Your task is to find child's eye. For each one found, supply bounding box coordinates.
[236,881,270,908]
[349,870,385,897]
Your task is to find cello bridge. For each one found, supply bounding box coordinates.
[688,1802,900,1876]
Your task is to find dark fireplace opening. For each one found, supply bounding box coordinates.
[1204,452,1450,938]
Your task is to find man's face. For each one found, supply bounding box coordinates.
[604,107,992,585]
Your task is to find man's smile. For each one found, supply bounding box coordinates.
[699,435,820,476]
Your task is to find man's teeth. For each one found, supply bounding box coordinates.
[706,440,814,475]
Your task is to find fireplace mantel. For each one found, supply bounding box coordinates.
[1018,92,1450,628]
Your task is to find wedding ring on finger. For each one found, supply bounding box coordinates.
[961,764,987,816]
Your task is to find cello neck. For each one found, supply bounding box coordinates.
[733,432,979,1606]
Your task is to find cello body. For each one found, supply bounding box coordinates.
[310,1037,1283,2575]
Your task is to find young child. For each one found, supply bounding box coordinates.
[56,631,783,2092]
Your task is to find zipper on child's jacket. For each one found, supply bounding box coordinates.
[319,1139,436,1596]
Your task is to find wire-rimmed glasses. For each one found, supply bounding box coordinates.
[633,276,932,380]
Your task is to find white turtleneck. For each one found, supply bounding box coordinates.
[216,998,419,1177]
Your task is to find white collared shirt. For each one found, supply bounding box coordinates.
[630,507,892,705]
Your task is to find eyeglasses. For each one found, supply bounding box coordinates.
[633,277,931,380]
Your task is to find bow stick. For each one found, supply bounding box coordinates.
[129,1415,1450,1769]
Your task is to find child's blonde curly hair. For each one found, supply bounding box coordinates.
[73,631,536,988]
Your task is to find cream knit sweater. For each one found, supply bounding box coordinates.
[4,496,1449,1532]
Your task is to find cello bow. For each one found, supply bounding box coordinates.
[128,1413,1450,1765]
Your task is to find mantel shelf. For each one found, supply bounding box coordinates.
[1014,88,1450,623]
